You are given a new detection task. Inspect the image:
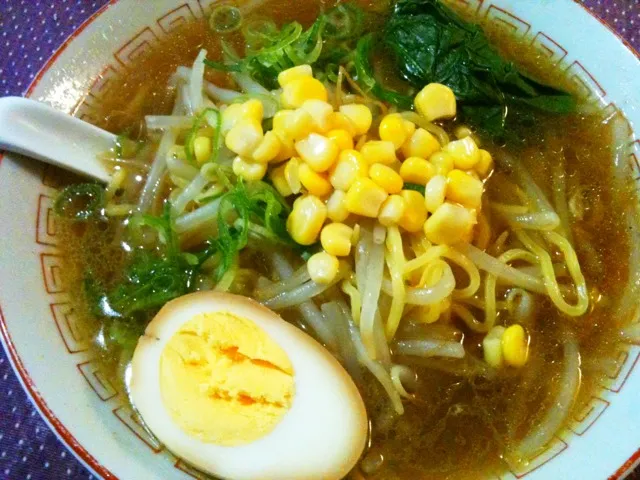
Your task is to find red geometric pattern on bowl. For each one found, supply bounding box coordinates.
[24,1,640,478]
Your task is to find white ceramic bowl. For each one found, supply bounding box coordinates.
[0,0,639,478]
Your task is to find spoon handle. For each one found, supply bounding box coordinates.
[0,97,115,183]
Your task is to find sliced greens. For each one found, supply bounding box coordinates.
[382,0,576,139]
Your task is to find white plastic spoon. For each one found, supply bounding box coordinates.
[0,96,115,183]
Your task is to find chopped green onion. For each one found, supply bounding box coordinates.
[54,183,105,221]
[403,183,426,194]
[209,5,242,33]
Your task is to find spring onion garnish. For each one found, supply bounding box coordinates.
[54,183,105,221]
[209,5,242,33]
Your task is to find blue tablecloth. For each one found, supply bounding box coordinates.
[0,0,638,478]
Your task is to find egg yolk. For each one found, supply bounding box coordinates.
[159,311,295,446]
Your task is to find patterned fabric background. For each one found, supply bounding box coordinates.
[0,0,638,479]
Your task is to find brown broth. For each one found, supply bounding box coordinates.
[55,2,638,479]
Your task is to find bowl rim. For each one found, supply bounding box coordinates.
[0,0,639,479]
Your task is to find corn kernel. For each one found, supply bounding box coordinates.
[252,131,281,164]
[454,125,474,140]
[369,163,403,194]
[307,251,340,284]
[403,120,416,137]
[221,103,244,134]
[272,134,296,163]
[193,136,212,165]
[225,121,263,157]
[398,190,428,233]
[232,156,267,181]
[351,224,361,244]
[476,149,494,178]
[443,136,481,170]
[424,202,476,245]
[345,178,388,218]
[327,129,354,151]
[300,99,333,133]
[502,324,529,368]
[274,109,314,142]
[281,76,328,109]
[328,111,357,137]
[339,104,372,136]
[326,190,349,223]
[241,99,264,124]
[295,133,339,173]
[424,174,447,213]
[400,156,436,185]
[414,83,457,121]
[360,140,397,166]
[401,128,440,159]
[321,223,353,257]
[329,149,367,191]
[378,194,407,226]
[278,64,313,87]
[483,326,506,368]
[285,157,302,194]
[270,164,293,197]
[429,151,455,176]
[447,169,484,210]
[299,163,332,197]
[287,195,327,245]
[379,113,408,149]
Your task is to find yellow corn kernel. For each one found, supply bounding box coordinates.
[369,163,403,194]
[327,111,357,137]
[483,326,506,368]
[429,151,455,176]
[281,76,328,109]
[447,169,484,210]
[502,324,529,368]
[274,109,314,142]
[232,156,268,181]
[329,149,367,191]
[221,103,244,134]
[327,129,354,151]
[299,163,332,197]
[401,128,440,159]
[295,133,339,173]
[284,158,302,194]
[476,149,494,178]
[270,164,292,197]
[339,104,372,136]
[252,131,282,164]
[379,113,408,149]
[398,190,428,233]
[403,120,416,137]
[307,251,340,284]
[424,202,476,245]
[287,195,327,245]
[225,121,263,157]
[326,190,349,223]
[360,140,398,166]
[443,136,481,170]
[414,83,457,121]
[278,64,313,87]
[378,194,407,227]
[241,99,264,124]
[193,136,212,165]
[351,224,361,244]
[300,99,334,133]
[272,134,296,163]
[400,156,436,185]
[345,178,388,218]
[424,174,447,213]
[321,223,353,257]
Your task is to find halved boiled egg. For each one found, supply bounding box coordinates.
[129,291,368,480]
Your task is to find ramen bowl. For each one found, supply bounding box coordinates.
[0,0,639,478]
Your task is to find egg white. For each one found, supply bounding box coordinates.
[129,291,368,480]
